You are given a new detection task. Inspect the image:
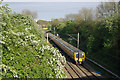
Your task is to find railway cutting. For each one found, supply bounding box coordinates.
[45,33,103,80]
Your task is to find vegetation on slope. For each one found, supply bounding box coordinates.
[0,3,66,78]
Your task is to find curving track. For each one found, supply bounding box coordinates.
[47,36,103,80]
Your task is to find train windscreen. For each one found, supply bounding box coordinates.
[76,53,83,58]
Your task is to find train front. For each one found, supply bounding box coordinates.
[74,51,85,64]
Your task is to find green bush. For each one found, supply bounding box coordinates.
[1,3,66,78]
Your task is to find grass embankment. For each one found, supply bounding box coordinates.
[1,3,66,78]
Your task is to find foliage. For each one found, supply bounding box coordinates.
[1,3,66,78]
[50,1,120,76]
[96,1,118,19]
[37,20,51,30]
[37,20,50,25]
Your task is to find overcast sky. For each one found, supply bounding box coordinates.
[2,0,119,2]
[2,0,119,21]
[2,2,100,21]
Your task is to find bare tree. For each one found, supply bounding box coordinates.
[79,8,94,21]
[65,13,83,23]
[31,11,37,20]
[65,14,77,21]
[22,9,37,20]
[65,8,95,22]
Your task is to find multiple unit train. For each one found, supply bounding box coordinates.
[48,33,85,64]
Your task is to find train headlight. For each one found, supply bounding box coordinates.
[76,52,78,54]
[82,53,84,57]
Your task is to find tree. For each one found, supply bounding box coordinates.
[96,1,118,19]
[65,14,78,21]
[22,9,37,20]
[37,20,50,26]
[51,19,59,30]
[118,1,120,16]
[79,8,94,21]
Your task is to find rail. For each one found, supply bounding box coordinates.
[86,57,120,79]
[48,33,120,79]
[49,38,101,79]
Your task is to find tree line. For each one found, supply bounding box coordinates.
[50,1,120,76]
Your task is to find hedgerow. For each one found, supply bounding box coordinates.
[0,2,66,78]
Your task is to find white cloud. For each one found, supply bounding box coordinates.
[2,0,119,2]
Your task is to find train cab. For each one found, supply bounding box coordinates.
[74,52,85,64]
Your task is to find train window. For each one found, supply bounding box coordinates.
[76,53,84,58]
[79,54,83,58]
[76,54,78,58]
[82,54,84,57]
[77,54,84,58]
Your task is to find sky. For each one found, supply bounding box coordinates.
[2,0,119,2]
[2,0,119,21]
[2,2,100,21]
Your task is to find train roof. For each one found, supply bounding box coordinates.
[48,33,84,53]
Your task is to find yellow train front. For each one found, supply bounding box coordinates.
[74,51,85,64]
[48,33,85,64]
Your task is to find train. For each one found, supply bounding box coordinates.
[48,33,85,64]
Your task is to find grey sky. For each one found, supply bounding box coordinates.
[2,0,118,21]
[2,2,100,21]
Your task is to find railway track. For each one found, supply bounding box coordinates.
[48,36,103,80]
